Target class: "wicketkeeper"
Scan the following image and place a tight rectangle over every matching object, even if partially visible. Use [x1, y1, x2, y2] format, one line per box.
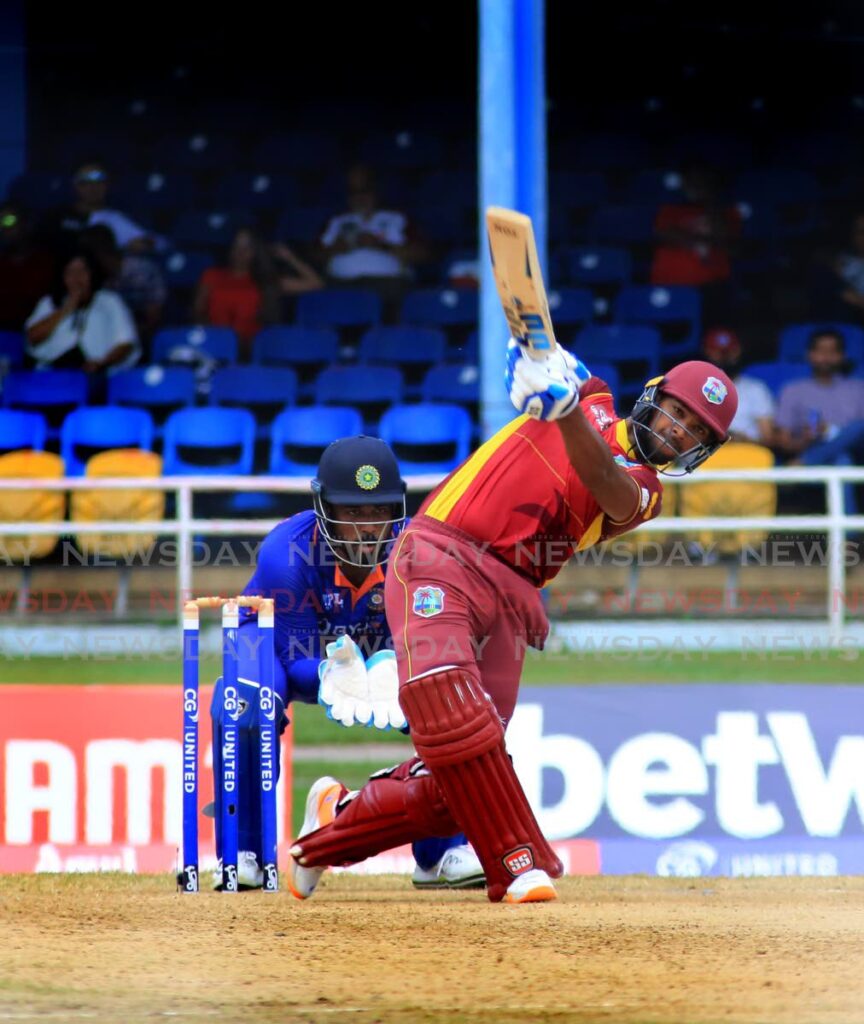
[289, 342, 738, 903]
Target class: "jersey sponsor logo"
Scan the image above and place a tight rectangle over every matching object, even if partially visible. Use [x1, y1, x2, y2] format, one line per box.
[412, 585, 445, 618]
[613, 453, 641, 469]
[702, 376, 728, 404]
[589, 404, 614, 430]
[322, 591, 344, 612]
[503, 846, 534, 876]
[355, 464, 381, 490]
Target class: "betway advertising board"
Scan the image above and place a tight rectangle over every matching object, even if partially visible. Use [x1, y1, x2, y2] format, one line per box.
[507, 685, 864, 877]
[1, 684, 862, 877]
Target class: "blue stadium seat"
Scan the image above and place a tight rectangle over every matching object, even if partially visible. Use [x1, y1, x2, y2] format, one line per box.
[209, 366, 298, 436]
[549, 171, 609, 208]
[358, 327, 447, 394]
[733, 169, 823, 205]
[613, 285, 701, 358]
[742, 362, 811, 398]
[582, 362, 621, 400]
[575, 325, 663, 403]
[250, 132, 342, 172]
[421, 364, 480, 407]
[212, 172, 299, 210]
[401, 289, 478, 328]
[171, 211, 246, 249]
[359, 131, 444, 169]
[60, 406, 155, 476]
[7, 172, 69, 211]
[159, 249, 215, 290]
[252, 326, 339, 368]
[112, 172, 196, 213]
[563, 247, 632, 286]
[162, 408, 256, 475]
[3, 370, 89, 438]
[586, 205, 657, 244]
[414, 170, 476, 211]
[378, 403, 473, 474]
[0, 409, 47, 452]
[269, 406, 364, 475]
[108, 366, 198, 421]
[624, 168, 685, 204]
[276, 207, 332, 244]
[152, 326, 239, 364]
[0, 331, 25, 372]
[314, 366, 403, 431]
[149, 132, 237, 172]
[778, 323, 864, 365]
[547, 288, 595, 329]
[296, 289, 382, 329]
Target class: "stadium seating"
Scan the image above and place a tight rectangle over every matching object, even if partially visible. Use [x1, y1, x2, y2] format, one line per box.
[148, 131, 237, 172]
[314, 366, 403, 431]
[108, 366, 198, 428]
[547, 288, 595, 330]
[152, 326, 239, 364]
[0, 410, 47, 453]
[209, 366, 298, 436]
[742, 362, 811, 398]
[0, 331, 25, 372]
[2, 370, 89, 437]
[249, 131, 342, 172]
[211, 172, 299, 210]
[295, 289, 382, 330]
[112, 171, 196, 213]
[378, 403, 473, 474]
[613, 285, 701, 358]
[585, 205, 657, 245]
[575, 325, 662, 401]
[401, 288, 478, 328]
[269, 406, 364, 476]
[170, 210, 245, 249]
[162, 408, 256, 475]
[421, 364, 480, 407]
[60, 406, 155, 476]
[582, 362, 622, 401]
[358, 326, 447, 394]
[562, 247, 632, 288]
[160, 250, 215, 290]
[0, 450, 66, 561]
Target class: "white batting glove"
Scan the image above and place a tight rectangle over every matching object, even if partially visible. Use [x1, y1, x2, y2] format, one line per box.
[365, 650, 407, 731]
[505, 338, 590, 421]
[317, 635, 372, 728]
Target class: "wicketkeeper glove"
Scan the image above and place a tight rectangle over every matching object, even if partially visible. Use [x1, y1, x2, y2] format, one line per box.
[505, 337, 590, 421]
[317, 635, 373, 728]
[365, 650, 407, 731]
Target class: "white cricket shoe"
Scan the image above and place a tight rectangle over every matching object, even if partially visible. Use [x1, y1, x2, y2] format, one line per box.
[288, 776, 343, 900]
[411, 843, 486, 890]
[503, 868, 557, 904]
[211, 850, 263, 891]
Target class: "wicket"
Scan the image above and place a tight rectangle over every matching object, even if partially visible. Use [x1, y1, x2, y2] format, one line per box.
[179, 595, 278, 894]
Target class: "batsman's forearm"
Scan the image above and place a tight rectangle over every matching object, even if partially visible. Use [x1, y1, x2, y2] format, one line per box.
[556, 408, 638, 521]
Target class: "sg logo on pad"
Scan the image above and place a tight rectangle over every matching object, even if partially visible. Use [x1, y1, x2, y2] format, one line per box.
[412, 586, 445, 618]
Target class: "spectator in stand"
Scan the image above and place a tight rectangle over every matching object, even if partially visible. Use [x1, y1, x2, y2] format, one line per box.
[650, 163, 742, 324]
[81, 224, 166, 349]
[775, 328, 864, 472]
[193, 227, 320, 359]
[0, 203, 53, 331]
[317, 163, 426, 319]
[810, 211, 864, 322]
[25, 248, 140, 375]
[40, 161, 167, 259]
[701, 328, 776, 447]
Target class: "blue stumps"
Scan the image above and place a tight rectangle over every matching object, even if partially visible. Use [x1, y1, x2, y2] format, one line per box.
[257, 598, 279, 892]
[180, 601, 200, 892]
[220, 599, 240, 893]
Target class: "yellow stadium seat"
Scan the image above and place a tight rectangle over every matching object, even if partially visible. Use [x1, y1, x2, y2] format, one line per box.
[0, 450, 66, 562]
[678, 442, 776, 555]
[71, 449, 164, 560]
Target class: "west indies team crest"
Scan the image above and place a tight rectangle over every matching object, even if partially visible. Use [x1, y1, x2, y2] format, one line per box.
[412, 585, 445, 618]
[702, 376, 728, 405]
[355, 464, 381, 490]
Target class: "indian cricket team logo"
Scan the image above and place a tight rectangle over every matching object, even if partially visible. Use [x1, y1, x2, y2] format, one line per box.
[702, 376, 728, 405]
[355, 464, 380, 490]
[412, 586, 445, 618]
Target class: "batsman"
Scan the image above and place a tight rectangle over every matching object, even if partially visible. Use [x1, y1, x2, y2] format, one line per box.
[290, 343, 738, 903]
[210, 435, 483, 890]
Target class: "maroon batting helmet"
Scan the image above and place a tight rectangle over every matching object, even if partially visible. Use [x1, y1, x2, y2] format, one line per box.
[630, 361, 738, 474]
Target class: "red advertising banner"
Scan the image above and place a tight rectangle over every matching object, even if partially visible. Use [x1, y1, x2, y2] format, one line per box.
[0, 685, 293, 875]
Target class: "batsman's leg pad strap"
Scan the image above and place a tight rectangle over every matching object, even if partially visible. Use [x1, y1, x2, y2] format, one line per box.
[400, 666, 563, 902]
[292, 758, 459, 868]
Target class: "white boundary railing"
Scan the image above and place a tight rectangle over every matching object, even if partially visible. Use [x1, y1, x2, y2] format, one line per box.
[0, 467, 863, 642]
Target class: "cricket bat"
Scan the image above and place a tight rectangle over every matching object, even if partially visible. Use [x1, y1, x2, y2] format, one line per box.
[485, 206, 557, 361]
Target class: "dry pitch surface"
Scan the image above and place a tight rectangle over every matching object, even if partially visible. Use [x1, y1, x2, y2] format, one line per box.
[1, 875, 862, 1024]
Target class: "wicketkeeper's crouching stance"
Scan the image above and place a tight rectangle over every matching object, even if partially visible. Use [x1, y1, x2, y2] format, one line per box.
[290, 340, 738, 903]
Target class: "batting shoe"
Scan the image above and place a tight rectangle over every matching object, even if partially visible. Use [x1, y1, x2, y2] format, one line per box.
[288, 776, 344, 900]
[503, 868, 558, 904]
[211, 850, 263, 891]
[411, 844, 486, 890]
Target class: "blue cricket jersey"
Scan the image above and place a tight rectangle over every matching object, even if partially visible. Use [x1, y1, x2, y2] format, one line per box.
[241, 509, 400, 706]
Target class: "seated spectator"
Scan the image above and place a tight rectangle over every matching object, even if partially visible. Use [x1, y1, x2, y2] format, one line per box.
[25, 249, 140, 374]
[702, 328, 776, 446]
[317, 163, 426, 318]
[650, 163, 742, 325]
[40, 161, 167, 259]
[775, 328, 864, 468]
[81, 224, 166, 348]
[0, 203, 53, 331]
[193, 227, 316, 359]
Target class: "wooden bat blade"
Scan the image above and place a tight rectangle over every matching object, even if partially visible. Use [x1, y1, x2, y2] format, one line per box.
[486, 206, 557, 358]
